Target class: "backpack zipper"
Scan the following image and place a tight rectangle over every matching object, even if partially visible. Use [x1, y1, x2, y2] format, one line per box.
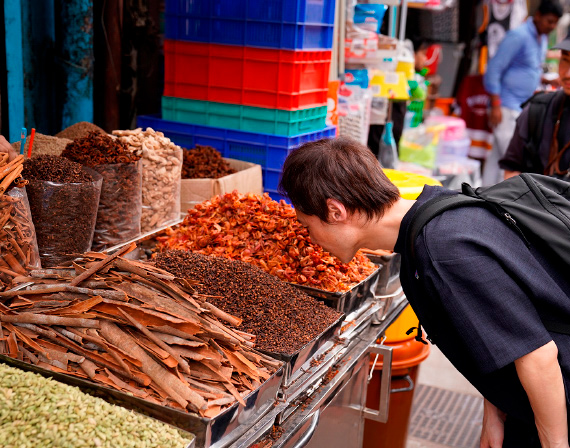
[503, 213, 531, 247]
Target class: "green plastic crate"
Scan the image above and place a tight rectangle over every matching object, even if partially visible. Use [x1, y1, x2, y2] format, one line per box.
[162, 96, 327, 137]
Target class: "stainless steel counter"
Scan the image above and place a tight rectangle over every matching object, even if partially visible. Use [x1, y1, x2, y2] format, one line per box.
[225, 295, 409, 448]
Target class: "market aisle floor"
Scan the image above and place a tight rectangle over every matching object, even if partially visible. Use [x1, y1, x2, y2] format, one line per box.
[406, 345, 483, 448]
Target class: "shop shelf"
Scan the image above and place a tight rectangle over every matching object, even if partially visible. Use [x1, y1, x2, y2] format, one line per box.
[163, 40, 331, 110]
[162, 97, 327, 137]
[137, 114, 336, 169]
[165, 0, 335, 50]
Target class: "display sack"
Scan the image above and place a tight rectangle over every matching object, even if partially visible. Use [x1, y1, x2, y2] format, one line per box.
[91, 160, 142, 251]
[26, 167, 103, 267]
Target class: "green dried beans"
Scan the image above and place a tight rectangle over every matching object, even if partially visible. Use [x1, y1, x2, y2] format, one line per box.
[0, 363, 194, 448]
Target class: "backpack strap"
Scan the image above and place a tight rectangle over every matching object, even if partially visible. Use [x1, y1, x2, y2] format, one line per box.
[406, 194, 483, 262]
[522, 91, 560, 174]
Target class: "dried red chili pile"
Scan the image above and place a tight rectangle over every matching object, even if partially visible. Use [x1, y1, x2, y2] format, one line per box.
[182, 145, 236, 179]
[62, 132, 141, 167]
[157, 191, 377, 292]
[23, 155, 94, 183]
[154, 250, 342, 354]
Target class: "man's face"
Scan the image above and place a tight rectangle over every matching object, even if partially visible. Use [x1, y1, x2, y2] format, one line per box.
[295, 210, 358, 264]
[559, 51, 570, 95]
[534, 13, 559, 36]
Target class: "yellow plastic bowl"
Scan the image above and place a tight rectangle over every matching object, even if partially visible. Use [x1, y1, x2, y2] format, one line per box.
[382, 169, 441, 342]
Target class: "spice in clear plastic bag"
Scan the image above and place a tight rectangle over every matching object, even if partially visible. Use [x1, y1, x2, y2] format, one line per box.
[112, 128, 182, 233]
[62, 132, 143, 251]
[23, 156, 103, 267]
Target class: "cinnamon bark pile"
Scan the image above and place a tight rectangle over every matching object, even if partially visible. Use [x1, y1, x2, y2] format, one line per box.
[0, 244, 279, 418]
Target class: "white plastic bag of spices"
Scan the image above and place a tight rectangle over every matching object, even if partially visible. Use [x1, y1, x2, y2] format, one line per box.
[113, 128, 183, 233]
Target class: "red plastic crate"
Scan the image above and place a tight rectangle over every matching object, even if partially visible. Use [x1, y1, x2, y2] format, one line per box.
[164, 40, 331, 110]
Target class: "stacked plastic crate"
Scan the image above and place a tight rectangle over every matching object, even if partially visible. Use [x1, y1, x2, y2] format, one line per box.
[137, 0, 337, 202]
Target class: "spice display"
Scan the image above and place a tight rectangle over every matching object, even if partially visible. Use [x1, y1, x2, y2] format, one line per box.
[113, 128, 183, 233]
[157, 192, 377, 292]
[2, 245, 279, 418]
[11, 133, 72, 157]
[155, 251, 342, 354]
[23, 155, 103, 267]
[182, 145, 236, 179]
[0, 154, 40, 288]
[0, 363, 195, 448]
[62, 132, 142, 251]
[56, 121, 107, 140]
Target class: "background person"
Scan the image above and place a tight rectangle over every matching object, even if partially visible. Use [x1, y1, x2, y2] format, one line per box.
[500, 36, 570, 179]
[482, 0, 562, 185]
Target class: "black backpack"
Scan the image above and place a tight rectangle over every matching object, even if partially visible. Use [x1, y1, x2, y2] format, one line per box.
[406, 173, 570, 335]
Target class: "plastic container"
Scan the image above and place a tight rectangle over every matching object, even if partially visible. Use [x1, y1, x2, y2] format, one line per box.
[363, 338, 430, 448]
[425, 115, 466, 141]
[165, 0, 335, 50]
[164, 40, 331, 110]
[383, 169, 441, 200]
[137, 114, 336, 170]
[438, 137, 471, 158]
[263, 169, 282, 191]
[162, 97, 327, 137]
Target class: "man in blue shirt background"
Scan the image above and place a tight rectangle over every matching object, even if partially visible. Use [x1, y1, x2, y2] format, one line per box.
[482, 0, 562, 186]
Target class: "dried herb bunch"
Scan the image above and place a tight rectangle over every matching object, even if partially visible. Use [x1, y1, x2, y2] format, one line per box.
[154, 250, 342, 354]
[23, 155, 94, 183]
[181, 145, 236, 179]
[62, 132, 141, 167]
[158, 192, 377, 292]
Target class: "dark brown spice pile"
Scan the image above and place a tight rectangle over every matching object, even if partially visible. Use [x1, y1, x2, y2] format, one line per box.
[23, 155, 94, 183]
[23, 156, 102, 267]
[56, 121, 106, 140]
[62, 132, 140, 167]
[154, 250, 342, 355]
[182, 145, 236, 179]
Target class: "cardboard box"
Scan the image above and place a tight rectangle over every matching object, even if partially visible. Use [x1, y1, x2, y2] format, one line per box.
[180, 158, 262, 212]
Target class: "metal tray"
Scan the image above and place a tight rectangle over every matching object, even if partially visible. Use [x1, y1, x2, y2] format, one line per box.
[365, 252, 401, 296]
[290, 265, 382, 314]
[0, 354, 283, 448]
[259, 313, 345, 389]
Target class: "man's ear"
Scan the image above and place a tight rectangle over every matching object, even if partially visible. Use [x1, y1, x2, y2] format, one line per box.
[326, 199, 349, 223]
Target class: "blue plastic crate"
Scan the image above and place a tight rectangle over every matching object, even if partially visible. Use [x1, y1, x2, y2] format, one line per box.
[263, 168, 282, 191]
[165, 0, 335, 50]
[137, 115, 336, 169]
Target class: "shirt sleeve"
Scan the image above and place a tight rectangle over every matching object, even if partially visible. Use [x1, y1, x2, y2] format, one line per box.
[417, 207, 553, 375]
[499, 106, 530, 172]
[483, 32, 525, 96]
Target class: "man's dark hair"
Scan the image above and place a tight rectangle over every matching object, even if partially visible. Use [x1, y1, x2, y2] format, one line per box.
[538, 0, 563, 17]
[278, 137, 401, 222]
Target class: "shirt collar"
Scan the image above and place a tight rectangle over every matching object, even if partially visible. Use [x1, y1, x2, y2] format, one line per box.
[526, 17, 540, 38]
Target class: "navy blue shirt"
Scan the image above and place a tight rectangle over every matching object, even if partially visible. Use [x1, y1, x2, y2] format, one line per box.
[394, 185, 570, 446]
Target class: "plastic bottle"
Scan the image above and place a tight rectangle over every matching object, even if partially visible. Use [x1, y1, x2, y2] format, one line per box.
[378, 122, 399, 169]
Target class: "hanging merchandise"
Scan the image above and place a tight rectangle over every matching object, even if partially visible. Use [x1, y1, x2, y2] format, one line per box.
[396, 40, 416, 81]
[478, 0, 527, 72]
[378, 121, 399, 170]
[406, 76, 428, 129]
[354, 4, 388, 34]
[338, 82, 373, 145]
[370, 71, 410, 101]
[399, 124, 444, 170]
